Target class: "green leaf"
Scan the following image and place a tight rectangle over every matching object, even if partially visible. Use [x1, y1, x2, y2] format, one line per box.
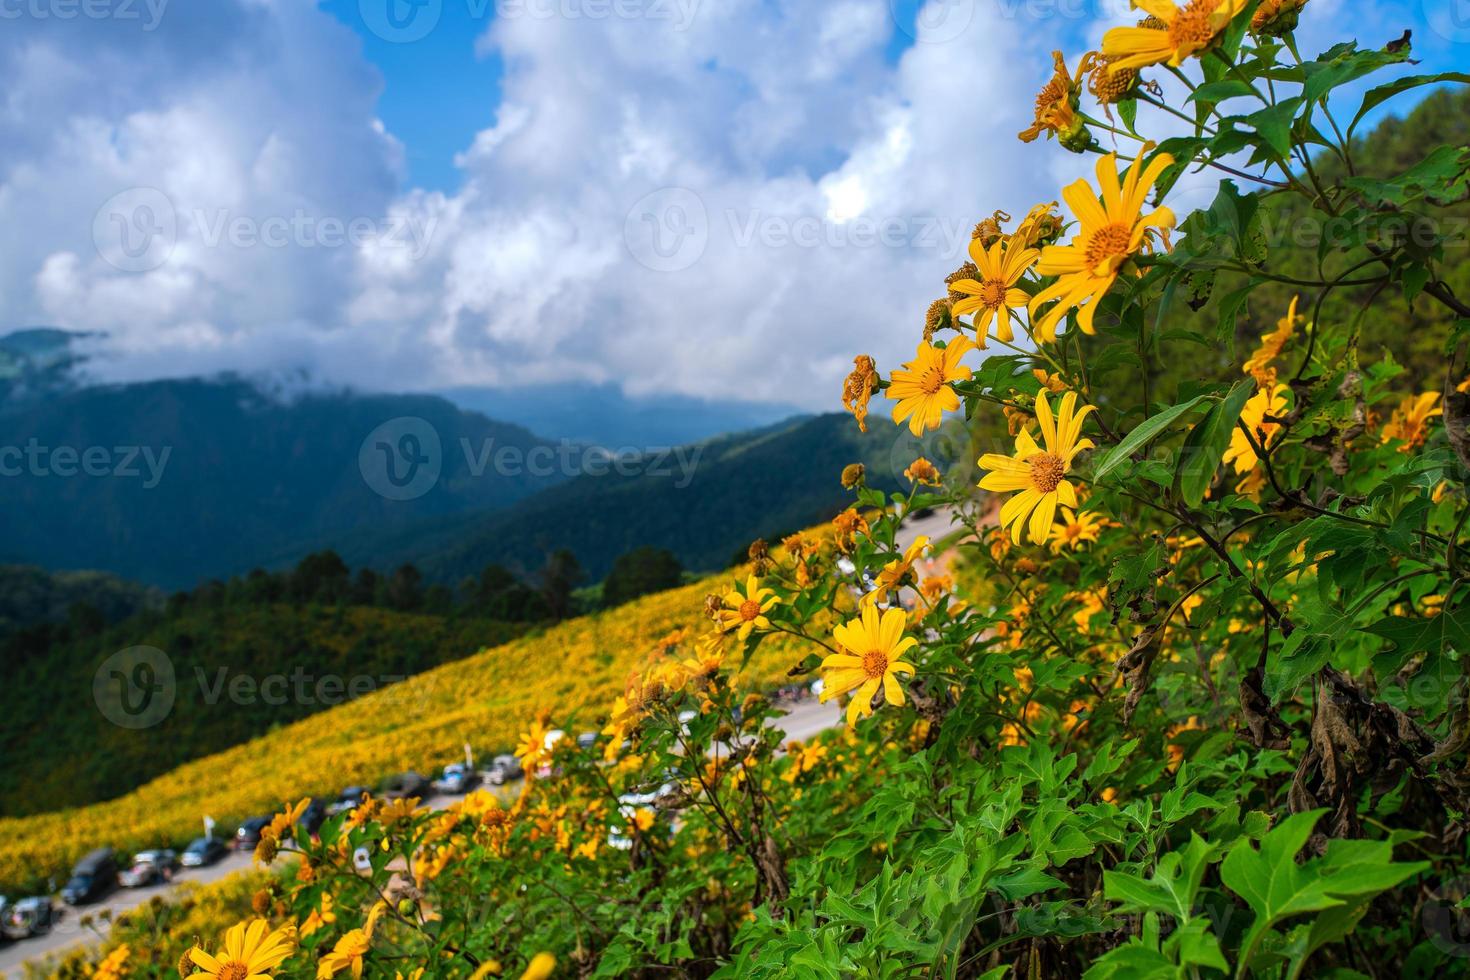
[1350, 72, 1470, 138]
[1093, 396, 1211, 482]
[1247, 98, 1303, 157]
[1176, 381, 1255, 506]
[1221, 811, 1428, 976]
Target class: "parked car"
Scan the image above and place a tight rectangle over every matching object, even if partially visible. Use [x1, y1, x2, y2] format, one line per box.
[381, 771, 430, 801]
[235, 817, 272, 851]
[576, 731, 598, 751]
[433, 763, 480, 795]
[486, 753, 523, 786]
[61, 848, 118, 905]
[180, 837, 228, 868]
[298, 798, 329, 837]
[118, 850, 179, 888]
[3, 897, 54, 940]
[328, 786, 371, 817]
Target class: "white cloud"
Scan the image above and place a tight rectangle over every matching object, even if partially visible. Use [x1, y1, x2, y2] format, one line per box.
[0, 0, 1441, 409]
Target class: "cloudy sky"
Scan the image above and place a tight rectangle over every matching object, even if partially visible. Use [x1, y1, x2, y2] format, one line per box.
[0, 0, 1460, 410]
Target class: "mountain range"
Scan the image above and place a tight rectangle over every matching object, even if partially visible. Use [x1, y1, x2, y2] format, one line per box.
[0, 330, 900, 590]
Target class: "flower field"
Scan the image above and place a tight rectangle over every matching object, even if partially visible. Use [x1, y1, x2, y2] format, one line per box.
[0, 573, 805, 894]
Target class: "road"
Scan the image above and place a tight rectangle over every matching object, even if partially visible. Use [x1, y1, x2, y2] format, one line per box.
[0, 699, 841, 978]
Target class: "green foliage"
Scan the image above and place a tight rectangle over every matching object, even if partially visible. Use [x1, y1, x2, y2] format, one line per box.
[602, 546, 685, 608]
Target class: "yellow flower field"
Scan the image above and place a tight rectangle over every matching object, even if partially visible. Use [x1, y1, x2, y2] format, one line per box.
[0, 572, 801, 892]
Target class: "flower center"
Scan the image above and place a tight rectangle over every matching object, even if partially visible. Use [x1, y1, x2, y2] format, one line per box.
[1084, 222, 1134, 273]
[918, 364, 947, 395]
[1169, 0, 1220, 50]
[738, 599, 762, 621]
[220, 963, 250, 980]
[1028, 452, 1066, 494]
[861, 649, 889, 679]
[979, 278, 1008, 310]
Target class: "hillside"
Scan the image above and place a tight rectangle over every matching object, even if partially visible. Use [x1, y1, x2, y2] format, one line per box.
[0, 601, 532, 816]
[0, 565, 161, 635]
[0, 567, 803, 893]
[337, 412, 913, 582]
[0, 371, 570, 588]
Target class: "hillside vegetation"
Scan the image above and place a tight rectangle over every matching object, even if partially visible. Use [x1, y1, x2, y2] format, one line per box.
[0, 566, 800, 893]
[337, 412, 908, 582]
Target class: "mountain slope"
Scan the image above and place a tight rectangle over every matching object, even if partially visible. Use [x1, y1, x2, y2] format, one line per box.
[334, 412, 916, 583]
[0, 568, 801, 893]
[0, 374, 570, 588]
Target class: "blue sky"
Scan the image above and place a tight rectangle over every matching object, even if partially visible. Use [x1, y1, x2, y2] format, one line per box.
[0, 0, 1463, 407]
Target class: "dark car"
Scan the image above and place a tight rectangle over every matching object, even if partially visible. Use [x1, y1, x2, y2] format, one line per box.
[486, 754, 523, 786]
[433, 763, 480, 795]
[381, 772, 430, 801]
[298, 798, 329, 837]
[235, 817, 272, 851]
[2, 897, 54, 940]
[328, 786, 371, 817]
[61, 848, 118, 905]
[180, 837, 228, 868]
[118, 849, 179, 888]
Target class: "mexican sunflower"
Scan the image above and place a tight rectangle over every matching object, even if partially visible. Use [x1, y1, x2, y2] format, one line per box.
[1030, 152, 1175, 341]
[978, 390, 1096, 545]
[716, 575, 778, 640]
[1101, 0, 1251, 72]
[1242, 295, 1302, 385]
[1381, 392, 1443, 452]
[186, 919, 296, 980]
[888, 336, 976, 435]
[948, 236, 1039, 346]
[317, 904, 386, 979]
[1224, 383, 1289, 474]
[1050, 508, 1107, 553]
[821, 604, 917, 726]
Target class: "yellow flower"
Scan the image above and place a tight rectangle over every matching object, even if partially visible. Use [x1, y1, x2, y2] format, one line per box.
[888, 336, 976, 436]
[978, 390, 1096, 545]
[716, 575, 778, 641]
[866, 536, 931, 603]
[1381, 392, 1443, 452]
[187, 919, 296, 980]
[94, 944, 130, 980]
[1030, 152, 1175, 341]
[301, 894, 337, 938]
[515, 717, 554, 772]
[1251, 0, 1307, 35]
[266, 798, 311, 844]
[1457, 376, 1470, 394]
[521, 954, 557, 980]
[1242, 295, 1302, 385]
[948, 235, 1039, 346]
[904, 456, 943, 486]
[832, 508, 870, 552]
[1013, 201, 1063, 249]
[1224, 383, 1289, 474]
[1101, 0, 1251, 72]
[821, 605, 917, 726]
[1018, 51, 1089, 150]
[1050, 508, 1107, 553]
[316, 904, 385, 979]
[842, 355, 879, 432]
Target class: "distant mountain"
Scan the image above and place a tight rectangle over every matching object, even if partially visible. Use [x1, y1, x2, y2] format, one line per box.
[0, 327, 91, 407]
[334, 412, 919, 584]
[0, 371, 572, 588]
[439, 382, 805, 447]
